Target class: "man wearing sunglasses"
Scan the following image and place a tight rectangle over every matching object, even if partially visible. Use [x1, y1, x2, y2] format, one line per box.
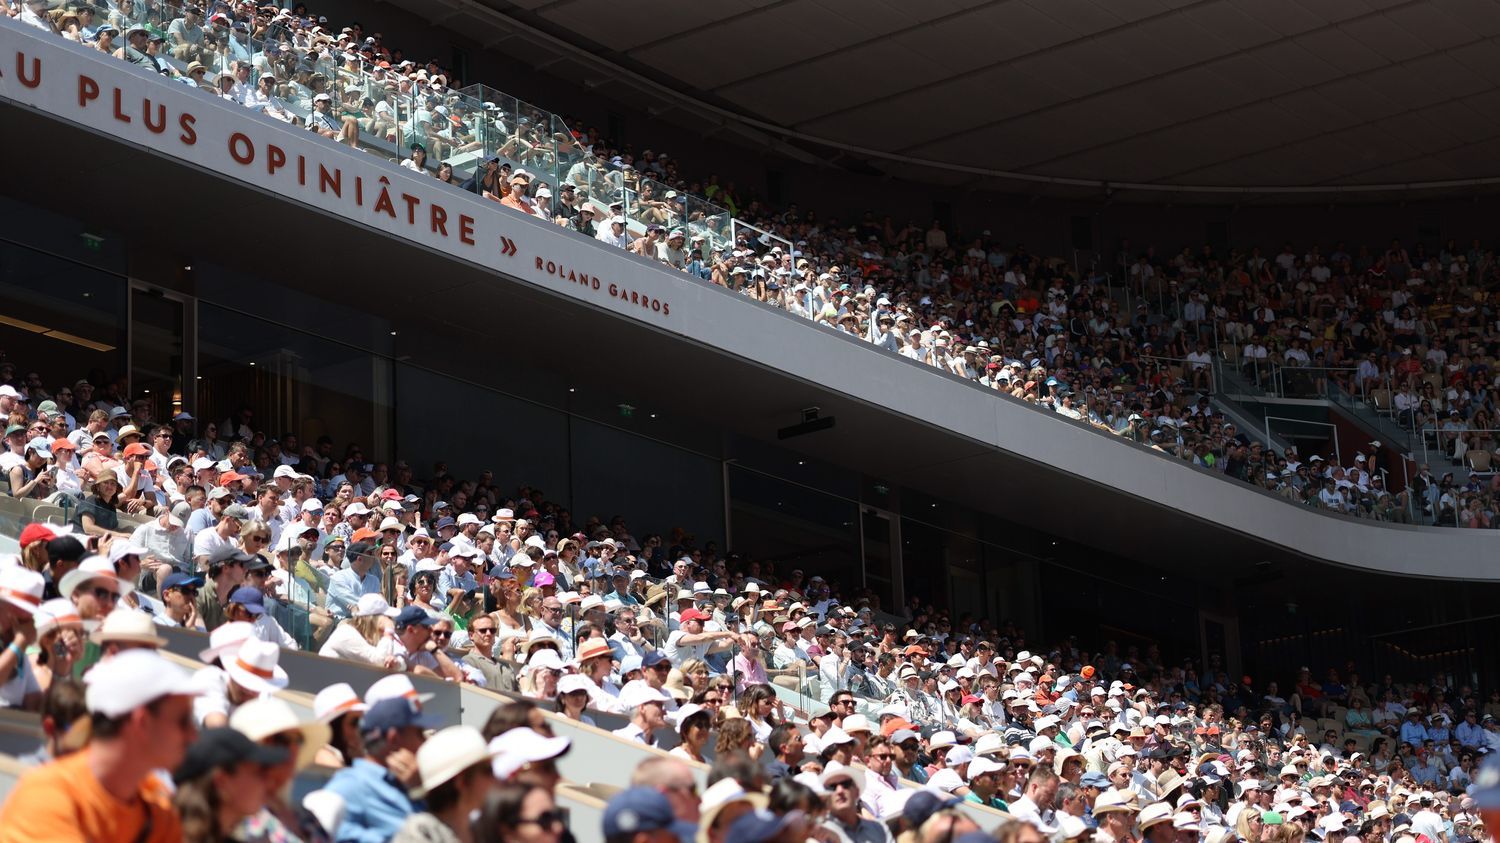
[819, 763, 889, 843]
[157, 572, 205, 630]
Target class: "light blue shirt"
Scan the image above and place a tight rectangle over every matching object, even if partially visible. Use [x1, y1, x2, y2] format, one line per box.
[435, 566, 477, 611]
[1400, 720, 1429, 748]
[327, 567, 381, 618]
[326, 758, 421, 843]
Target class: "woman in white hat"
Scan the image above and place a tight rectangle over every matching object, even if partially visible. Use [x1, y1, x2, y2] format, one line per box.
[0, 566, 45, 710]
[393, 726, 497, 843]
[230, 697, 335, 842]
[318, 593, 403, 670]
[312, 682, 368, 768]
[521, 649, 564, 701]
[555, 674, 597, 727]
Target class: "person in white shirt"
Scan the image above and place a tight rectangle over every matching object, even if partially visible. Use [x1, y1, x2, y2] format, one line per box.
[613, 680, 671, 745]
[129, 510, 191, 572]
[663, 609, 734, 667]
[596, 216, 631, 248]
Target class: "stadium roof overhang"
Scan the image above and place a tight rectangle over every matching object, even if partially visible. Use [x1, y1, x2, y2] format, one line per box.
[393, 0, 1500, 202]
[5, 98, 1490, 590]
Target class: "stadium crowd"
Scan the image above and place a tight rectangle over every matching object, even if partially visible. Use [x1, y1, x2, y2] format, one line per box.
[1, 373, 1500, 842]
[9, 0, 1500, 525]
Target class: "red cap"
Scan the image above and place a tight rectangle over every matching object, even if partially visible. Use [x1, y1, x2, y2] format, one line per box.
[1081, 665, 1095, 679]
[679, 609, 710, 623]
[123, 442, 151, 458]
[18, 523, 54, 549]
[351, 528, 379, 543]
[219, 471, 244, 484]
[380, 489, 402, 501]
[49, 438, 77, 452]
[961, 694, 982, 706]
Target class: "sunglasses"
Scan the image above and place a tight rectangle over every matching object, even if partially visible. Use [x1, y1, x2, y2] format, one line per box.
[518, 811, 566, 829]
[827, 779, 858, 792]
[471, 626, 496, 634]
[91, 586, 119, 601]
[432, 631, 452, 640]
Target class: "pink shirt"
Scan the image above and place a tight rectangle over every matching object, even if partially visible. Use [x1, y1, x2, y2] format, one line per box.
[732, 653, 768, 692]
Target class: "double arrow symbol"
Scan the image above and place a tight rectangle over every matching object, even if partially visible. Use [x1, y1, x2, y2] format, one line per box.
[499, 236, 518, 258]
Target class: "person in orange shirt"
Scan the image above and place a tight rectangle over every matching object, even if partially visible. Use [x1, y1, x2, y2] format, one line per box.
[0, 649, 202, 843]
[500, 173, 536, 216]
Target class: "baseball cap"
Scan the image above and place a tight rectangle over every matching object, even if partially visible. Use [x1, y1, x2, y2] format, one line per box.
[84, 649, 202, 717]
[159, 570, 205, 591]
[361, 697, 444, 734]
[174, 727, 288, 781]
[603, 787, 697, 840]
[228, 586, 266, 615]
[395, 605, 439, 628]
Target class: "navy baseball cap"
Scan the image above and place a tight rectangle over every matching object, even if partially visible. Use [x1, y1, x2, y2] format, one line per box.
[904, 791, 961, 827]
[1080, 771, 1111, 788]
[726, 809, 799, 843]
[360, 698, 442, 734]
[160, 572, 205, 593]
[434, 516, 456, 530]
[174, 728, 288, 781]
[642, 651, 670, 668]
[603, 787, 696, 842]
[489, 566, 516, 580]
[394, 605, 438, 628]
[228, 585, 266, 615]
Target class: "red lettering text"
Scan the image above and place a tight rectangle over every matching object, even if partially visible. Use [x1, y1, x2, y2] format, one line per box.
[77, 74, 99, 107]
[459, 215, 475, 246]
[178, 113, 197, 145]
[228, 132, 254, 165]
[111, 87, 130, 123]
[267, 144, 286, 176]
[430, 204, 448, 236]
[17, 54, 40, 88]
[318, 164, 340, 197]
[142, 99, 166, 133]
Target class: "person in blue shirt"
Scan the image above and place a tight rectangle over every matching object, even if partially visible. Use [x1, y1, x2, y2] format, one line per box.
[1409, 747, 1444, 788]
[436, 547, 480, 610]
[326, 540, 381, 619]
[1401, 709, 1430, 749]
[1456, 710, 1487, 748]
[325, 697, 440, 843]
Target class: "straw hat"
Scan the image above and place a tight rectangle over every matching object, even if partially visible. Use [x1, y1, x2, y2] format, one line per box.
[230, 696, 331, 771]
[58, 556, 134, 600]
[574, 638, 613, 665]
[411, 726, 495, 798]
[224, 637, 289, 695]
[0, 567, 45, 615]
[661, 669, 691, 703]
[89, 609, 167, 647]
[313, 682, 367, 723]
